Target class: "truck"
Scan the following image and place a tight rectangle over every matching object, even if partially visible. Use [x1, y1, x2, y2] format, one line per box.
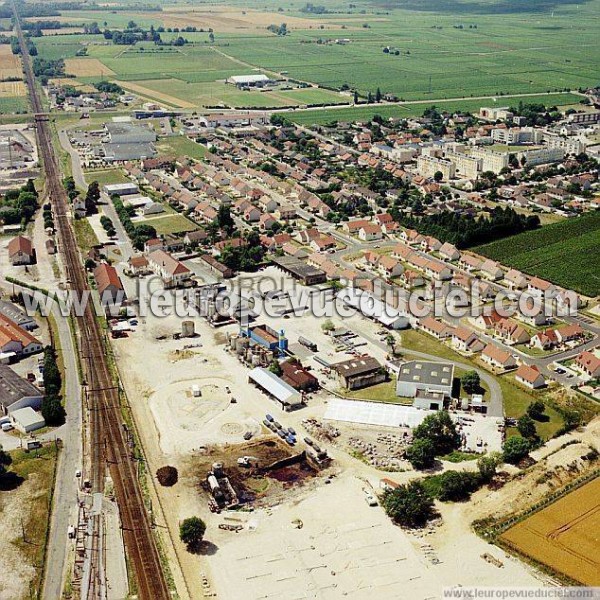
[298, 336, 318, 352]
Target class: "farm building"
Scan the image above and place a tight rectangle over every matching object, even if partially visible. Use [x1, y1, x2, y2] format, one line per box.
[0, 364, 44, 415]
[395, 360, 454, 400]
[248, 367, 303, 411]
[0, 314, 43, 356]
[227, 74, 271, 88]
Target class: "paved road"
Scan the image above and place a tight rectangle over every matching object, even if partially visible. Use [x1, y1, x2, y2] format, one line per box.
[0, 279, 82, 600]
[58, 129, 134, 261]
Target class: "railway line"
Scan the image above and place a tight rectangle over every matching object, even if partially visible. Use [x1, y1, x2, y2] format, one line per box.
[12, 4, 170, 599]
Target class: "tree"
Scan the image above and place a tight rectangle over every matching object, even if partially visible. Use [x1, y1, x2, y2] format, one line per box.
[353, 90, 359, 104]
[517, 414, 537, 439]
[412, 411, 460, 456]
[208, 31, 214, 43]
[0, 444, 11, 478]
[41, 394, 66, 426]
[461, 370, 480, 394]
[216, 205, 235, 235]
[268, 360, 282, 376]
[526, 400, 545, 421]
[477, 452, 502, 482]
[503, 436, 530, 465]
[433, 171, 444, 183]
[437, 470, 481, 501]
[321, 319, 334, 333]
[381, 480, 435, 527]
[375, 87, 382, 103]
[180, 516, 206, 550]
[384, 333, 396, 354]
[405, 438, 436, 470]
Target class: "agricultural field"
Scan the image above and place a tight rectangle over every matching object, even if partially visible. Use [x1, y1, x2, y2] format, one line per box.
[285, 92, 582, 125]
[476, 212, 600, 297]
[501, 477, 600, 585]
[24, 0, 599, 110]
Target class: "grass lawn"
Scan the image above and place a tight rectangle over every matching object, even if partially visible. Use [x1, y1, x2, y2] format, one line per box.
[141, 214, 198, 235]
[84, 168, 130, 187]
[400, 329, 565, 440]
[341, 377, 411, 404]
[5, 445, 59, 597]
[156, 136, 208, 161]
[73, 217, 100, 254]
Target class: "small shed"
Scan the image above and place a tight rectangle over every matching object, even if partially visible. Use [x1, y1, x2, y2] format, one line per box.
[10, 407, 45, 433]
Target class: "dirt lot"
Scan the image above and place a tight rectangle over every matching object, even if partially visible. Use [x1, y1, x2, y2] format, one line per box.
[181, 437, 322, 508]
[500, 476, 600, 585]
[64, 58, 115, 77]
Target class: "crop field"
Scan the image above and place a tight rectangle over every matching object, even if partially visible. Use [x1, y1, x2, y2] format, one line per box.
[285, 92, 582, 124]
[476, 212, 600, 297]
[0, 81, 26, 97]
[0, 45, 22, 80]
[64, 58, 116, 77]
[27, 0, 599, 110]
[501, 477, 600, 585]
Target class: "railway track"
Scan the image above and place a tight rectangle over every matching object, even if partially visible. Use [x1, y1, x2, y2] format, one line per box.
[12, 5, 170, 599]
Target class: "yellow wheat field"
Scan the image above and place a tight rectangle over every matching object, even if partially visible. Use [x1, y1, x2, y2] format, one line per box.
[0, 81, 26, 97]
[64, 58, 116, 77]
[113, 80, 196, 109]
[0, 46, 23, 81]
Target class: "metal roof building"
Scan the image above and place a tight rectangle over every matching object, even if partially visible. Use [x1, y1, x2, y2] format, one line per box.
[10, 406, 45, 433]
[227, 74, 271, 88]
[0, 364, 44, 415]
[396, 360, 454, 399]
[325, 398, 432, 428]
[248, 367, 303, 411]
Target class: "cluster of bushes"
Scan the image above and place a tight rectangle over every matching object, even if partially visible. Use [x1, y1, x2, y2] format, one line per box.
[94, 81, 123, 95]
[42, 346, 66, 426]
[100, 215, 115, 237]
[405, 411, 461, 470]
[43, 203, 54, 231]
[112, 196, 156, 250]
[32, 57, 64, 84]
[0, 179, 38, 227]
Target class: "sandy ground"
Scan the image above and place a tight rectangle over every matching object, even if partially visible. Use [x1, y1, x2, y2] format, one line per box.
[108, 268, 564, 599]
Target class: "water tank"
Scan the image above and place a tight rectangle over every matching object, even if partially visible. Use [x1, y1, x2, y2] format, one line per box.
[251, 353, 261, 366]
[182, 320, 195, 337]
[235, 338, 246, 354]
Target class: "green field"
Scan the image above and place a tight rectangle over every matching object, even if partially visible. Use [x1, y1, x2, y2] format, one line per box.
[141, 214, 198, 235]
[284, 92, 583, 124]
[476, 212, 600, 297]
[156, 136, 208, 160]
[0, 96, 29, 114]
[25, 0, 600, 110]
